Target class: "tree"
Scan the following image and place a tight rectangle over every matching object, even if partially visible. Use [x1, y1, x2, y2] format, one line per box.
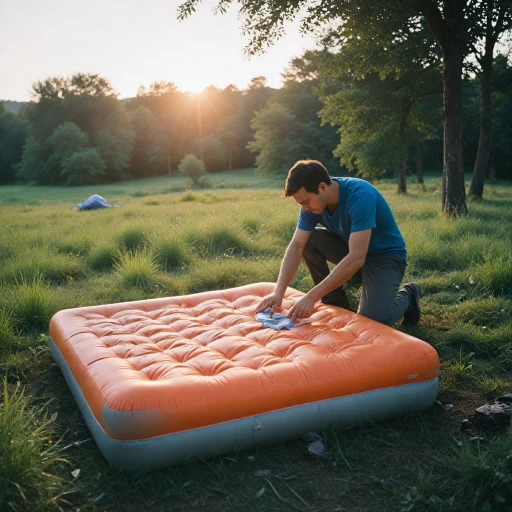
[94, 127, 134, 181]
[178, 153, 207, 184]
[193, 135, 226, 171]
[135, 82, 184, 174]
[217, 115, 243, 171]
[249, 103, 301, 175]
[60, 148, 106, 185]
[468, 1, 512, 199]
[127, 106, 167, 177]
[249, 56, 340, 177]
[488, 54, 512, 180]
[32, 73, 117, 100]
[178, 0, 498, 215]
[317, 31, 442, 192]
[17, 73, 132, 185]
[0, 103, 26, 184]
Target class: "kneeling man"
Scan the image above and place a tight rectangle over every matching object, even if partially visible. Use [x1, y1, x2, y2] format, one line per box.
[256, 159, 420, 326]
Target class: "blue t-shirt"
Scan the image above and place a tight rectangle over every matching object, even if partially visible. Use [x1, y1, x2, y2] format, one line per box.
[297, 177, 406, 261]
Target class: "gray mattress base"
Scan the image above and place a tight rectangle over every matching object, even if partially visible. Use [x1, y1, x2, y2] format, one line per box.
[50, 338, 438, 471]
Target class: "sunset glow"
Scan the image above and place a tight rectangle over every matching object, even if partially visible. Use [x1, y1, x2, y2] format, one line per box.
[0, 0, 316, 101]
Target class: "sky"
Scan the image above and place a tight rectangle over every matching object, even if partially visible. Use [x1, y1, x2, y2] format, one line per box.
[0, 0, 317, 102]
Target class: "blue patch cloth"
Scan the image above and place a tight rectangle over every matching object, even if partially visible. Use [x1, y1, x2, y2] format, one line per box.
[77, 194, 110, 211]
[256, 309, 311, 330]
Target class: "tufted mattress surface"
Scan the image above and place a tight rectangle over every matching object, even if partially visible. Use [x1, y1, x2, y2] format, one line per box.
[50, 283, 439, 444]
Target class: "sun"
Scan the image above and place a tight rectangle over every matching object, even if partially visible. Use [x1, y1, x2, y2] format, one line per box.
[181, 79, 206, 94]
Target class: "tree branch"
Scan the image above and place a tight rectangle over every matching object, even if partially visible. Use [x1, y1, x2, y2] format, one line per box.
[412, 0, 449, 48]
[491, 3, 509, 46]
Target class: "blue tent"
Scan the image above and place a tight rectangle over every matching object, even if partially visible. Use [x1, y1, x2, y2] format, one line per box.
[77, 194, 110, 211]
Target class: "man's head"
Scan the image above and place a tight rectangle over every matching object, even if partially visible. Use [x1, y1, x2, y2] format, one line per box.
[283, 159, 332, 214]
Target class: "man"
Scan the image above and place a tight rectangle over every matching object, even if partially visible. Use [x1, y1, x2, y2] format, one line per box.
[256, 159, 421, 326]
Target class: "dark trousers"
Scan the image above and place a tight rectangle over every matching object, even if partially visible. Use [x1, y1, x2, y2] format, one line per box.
[302, 228, 411, 326]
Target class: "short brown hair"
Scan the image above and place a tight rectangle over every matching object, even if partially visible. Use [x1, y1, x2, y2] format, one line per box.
[283, 159, 332, 197]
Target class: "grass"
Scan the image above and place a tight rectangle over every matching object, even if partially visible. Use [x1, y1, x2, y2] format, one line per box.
[114, 249, 160, 288]
[6, 275, 55, 332]
[0, 169, 511, 511]
[0, 379, 73, 510]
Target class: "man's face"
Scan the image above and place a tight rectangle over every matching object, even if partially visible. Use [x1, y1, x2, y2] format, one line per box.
[291, 184, 328, 214]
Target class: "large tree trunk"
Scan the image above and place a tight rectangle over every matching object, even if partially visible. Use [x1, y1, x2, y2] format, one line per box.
[442, 41, 468, 216]
[415, 141, 424, 185]
[469, 24, 495, 200]
[469, 62, 492, 199]
[417, 0, 468, 215]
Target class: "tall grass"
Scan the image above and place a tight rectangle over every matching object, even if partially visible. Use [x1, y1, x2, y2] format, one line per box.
[474, 256, 512, 295]
[0, 246, 86, 284]
[0, 309, 19, 353]
[152, 237, 191, 271]
[87, 244, 120, 271]
[8, 275, 55, 332]
[1, 174, 511, 511]
[114, 249, 160, 288]
[186, 225, 251, 257]
[0, 379, 73, 510]
[115, 226, 149, 252]
[401, 430, 512, 512]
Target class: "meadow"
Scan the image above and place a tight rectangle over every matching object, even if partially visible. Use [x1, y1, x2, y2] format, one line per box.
[1, 169, 511, 511]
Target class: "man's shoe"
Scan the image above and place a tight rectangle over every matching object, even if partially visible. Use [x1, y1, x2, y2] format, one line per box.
[402, 282, 421, 327]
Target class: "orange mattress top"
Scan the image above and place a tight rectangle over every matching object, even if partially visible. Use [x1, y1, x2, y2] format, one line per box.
[50, 283, 439, 440]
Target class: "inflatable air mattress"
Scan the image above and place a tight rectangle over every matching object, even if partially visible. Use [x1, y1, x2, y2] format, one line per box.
[49, 283, 439, 470]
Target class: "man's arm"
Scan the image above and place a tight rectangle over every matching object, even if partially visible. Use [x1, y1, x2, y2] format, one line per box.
[288, 229, 371, 320]
[255, 228, 312, 314]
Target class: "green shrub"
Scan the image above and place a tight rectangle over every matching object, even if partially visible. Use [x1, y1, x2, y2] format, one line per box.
[115, 226, 149, 252]
[0, 379, 72, 510]
[178, 154, 207, 185]
[61, 147, 106, 186]
[115, 249, 160, 288]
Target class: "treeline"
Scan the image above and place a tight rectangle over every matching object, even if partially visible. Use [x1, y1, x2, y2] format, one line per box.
[1, 51, 511, 190]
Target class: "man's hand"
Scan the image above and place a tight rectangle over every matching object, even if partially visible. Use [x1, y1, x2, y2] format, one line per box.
[255, 293, 284, 316]
[288, 293, 317, 322]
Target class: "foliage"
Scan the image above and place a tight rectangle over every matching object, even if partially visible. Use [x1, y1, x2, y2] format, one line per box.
[193, 135, 226, 172]
[94, 127, 134, 180]
[316, 29, 442, 183]
[178, 153, 208, 184]
[249, 57, 341, 177]
[0, 103, 26, 185]
[60, 147, 106, 185]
